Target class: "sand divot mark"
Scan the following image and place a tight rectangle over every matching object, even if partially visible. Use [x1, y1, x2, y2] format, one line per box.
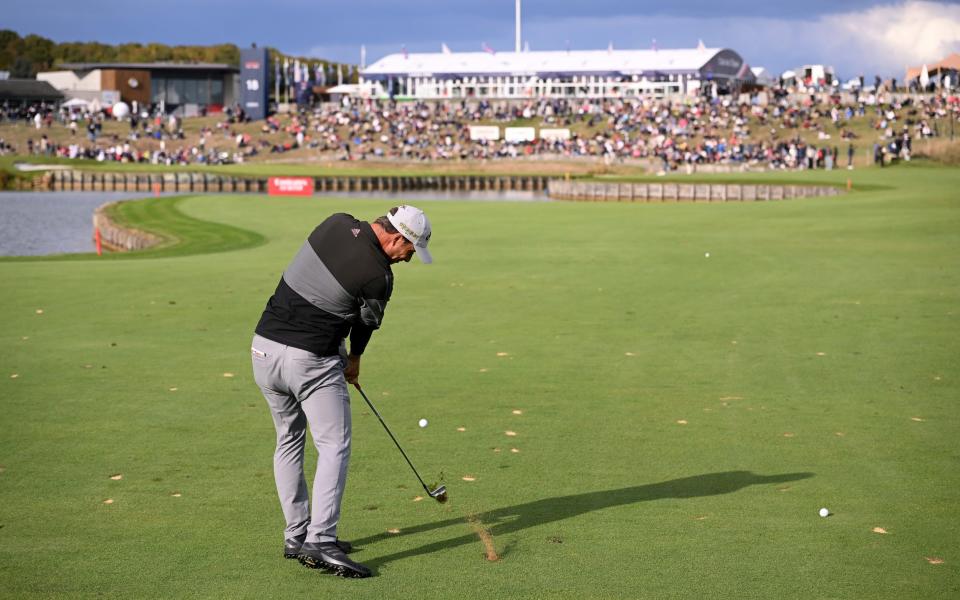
[925, 557, 944, 565]
[492, 448, 502, 453]
[719, 396, 743, 401]
[109, 474, 123, 480]
[479, 368, 488, 373]
[496, 352, 509, 357]
[456, 427, 466, 432]
[21, 336, 29, 340]
[510, 448, 520, 453]
[512, 409, 523, 415]
[693, 515, 709, 521]
[413, 496, 424, 502]
[462, 476, 476, 482]
[102, 499, 114, 505]
[467, 515, 499, 561]
[171, 492, 182, 497]
[35, 309, 44, 315]
[783, 432, 795, 438]
[835, 432, 846, 437]
[872, 527, 889, 534]
[816, 352, 826, 356]
[504, 431, 517, 437]
[676, 420, 688, 425]
[910, 417, 925, 422]
[624, 352, 636, 356]
[223, 372, 234, 378]
[10, 374, 18, 379]
[387, 528, 400, 534]
[169, 387, 178, 392]
[777, 486, 792, 492]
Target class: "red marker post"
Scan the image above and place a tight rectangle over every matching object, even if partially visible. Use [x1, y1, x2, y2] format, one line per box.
[94, 227, 102, 256]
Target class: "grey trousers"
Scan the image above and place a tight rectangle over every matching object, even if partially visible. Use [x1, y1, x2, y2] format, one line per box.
[251, 334, 351, 544]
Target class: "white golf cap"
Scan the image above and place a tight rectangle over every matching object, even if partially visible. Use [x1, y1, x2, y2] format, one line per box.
[387, 205, 433, 264]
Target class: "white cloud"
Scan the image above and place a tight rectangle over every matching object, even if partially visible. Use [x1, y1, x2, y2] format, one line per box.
[520, 1, 960, 79]
[822, 1, 960, 71]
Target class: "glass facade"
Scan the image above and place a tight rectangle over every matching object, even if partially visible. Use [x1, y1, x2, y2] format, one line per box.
[150, 73, 226, 106]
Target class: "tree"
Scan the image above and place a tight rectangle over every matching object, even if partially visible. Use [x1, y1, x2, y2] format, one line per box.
[21, 34, 55, 73]
[11, 56, 33, 78]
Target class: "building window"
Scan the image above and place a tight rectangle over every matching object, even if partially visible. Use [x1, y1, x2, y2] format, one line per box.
[152, 77, 166, 103]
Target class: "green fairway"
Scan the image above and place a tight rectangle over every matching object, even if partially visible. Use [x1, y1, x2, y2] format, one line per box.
[1, 166, 958, 598]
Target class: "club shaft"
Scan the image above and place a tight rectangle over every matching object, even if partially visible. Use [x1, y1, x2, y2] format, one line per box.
[354, 384, 431, 494]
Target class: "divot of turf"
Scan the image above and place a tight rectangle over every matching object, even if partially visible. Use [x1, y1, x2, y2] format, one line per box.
[466, 514, 499, 561]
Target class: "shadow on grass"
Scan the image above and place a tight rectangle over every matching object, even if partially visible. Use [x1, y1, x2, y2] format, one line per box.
[355, 470, 813, 573]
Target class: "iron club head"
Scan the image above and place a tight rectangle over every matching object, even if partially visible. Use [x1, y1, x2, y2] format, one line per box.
[428, 484, 448, 504]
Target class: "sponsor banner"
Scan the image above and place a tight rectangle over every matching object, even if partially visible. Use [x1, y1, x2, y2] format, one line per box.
[505, 127, 536, 143]
[268, 177, 315, 196]
[540, 128, 571, 141]
[468, 125, 500, 141]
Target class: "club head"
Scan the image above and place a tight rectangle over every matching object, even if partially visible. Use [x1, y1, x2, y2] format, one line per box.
[428, 485, 448, 504]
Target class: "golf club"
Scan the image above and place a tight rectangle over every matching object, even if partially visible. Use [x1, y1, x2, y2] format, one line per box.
[352, 383, 448, 503]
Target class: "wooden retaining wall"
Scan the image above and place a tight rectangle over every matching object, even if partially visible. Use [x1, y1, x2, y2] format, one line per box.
[92, 201, 162, 252]
[546, 180, 844, 202]
[37, 171, 551, 194]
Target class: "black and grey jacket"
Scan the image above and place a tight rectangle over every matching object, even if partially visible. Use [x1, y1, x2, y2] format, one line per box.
[255, 213, 393, 357]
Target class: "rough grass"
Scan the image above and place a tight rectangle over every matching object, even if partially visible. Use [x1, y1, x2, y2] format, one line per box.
[913, 138, 960, 165]
[1, 166, 958, 599]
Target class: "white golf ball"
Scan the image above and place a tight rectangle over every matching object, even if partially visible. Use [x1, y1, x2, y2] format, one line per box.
[704, 252, 711, 258]
[418, 418, 428, 428]
[819, 507, 830, 517]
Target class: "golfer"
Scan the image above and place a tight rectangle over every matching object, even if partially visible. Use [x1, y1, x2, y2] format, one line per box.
[251, 205, 432, 578]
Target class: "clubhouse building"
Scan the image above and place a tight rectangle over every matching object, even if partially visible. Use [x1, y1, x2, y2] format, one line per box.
[37, 62, 239, 114]
[360, 46, 754, 100]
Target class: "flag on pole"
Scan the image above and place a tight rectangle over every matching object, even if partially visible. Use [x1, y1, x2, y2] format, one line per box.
[482, 41, 496, 55]
[441, 43, 452, 55]
[361, 44, 367, 69]
[607, 41, 614, 53]
[402, 44, 409, 59]
[697, 39, 706, 52]
[652, 38, 657, 52]
[523, 41, 530, 52]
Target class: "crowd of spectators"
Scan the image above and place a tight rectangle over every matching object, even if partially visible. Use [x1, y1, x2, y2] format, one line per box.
[1, 90, 957, 171]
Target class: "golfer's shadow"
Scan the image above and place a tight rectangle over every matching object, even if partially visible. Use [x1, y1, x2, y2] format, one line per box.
[354, 470, 812, 572]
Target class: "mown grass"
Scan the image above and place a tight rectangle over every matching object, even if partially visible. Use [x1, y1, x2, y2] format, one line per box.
[0, 195, 265, 263]
[1, 166, 958, 599]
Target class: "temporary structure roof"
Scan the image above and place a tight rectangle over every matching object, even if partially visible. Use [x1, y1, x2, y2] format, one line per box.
[363, 47, 744, 80]
[905, 53, 960, 81]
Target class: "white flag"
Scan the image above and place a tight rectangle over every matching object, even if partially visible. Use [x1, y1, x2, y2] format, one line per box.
[294, 59, 301, 83]
[920, 64, 930, 88]
[441, 43, 451, 55]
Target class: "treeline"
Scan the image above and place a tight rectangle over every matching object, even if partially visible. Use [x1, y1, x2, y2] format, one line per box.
[0, 30, 239, 77]
[0, 30, 356, 83]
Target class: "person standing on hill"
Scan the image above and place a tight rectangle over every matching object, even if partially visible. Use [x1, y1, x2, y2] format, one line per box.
[251, 205, 433, 579]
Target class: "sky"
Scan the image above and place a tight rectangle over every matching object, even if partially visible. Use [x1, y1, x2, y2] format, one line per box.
[8, 0, 960, 79]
